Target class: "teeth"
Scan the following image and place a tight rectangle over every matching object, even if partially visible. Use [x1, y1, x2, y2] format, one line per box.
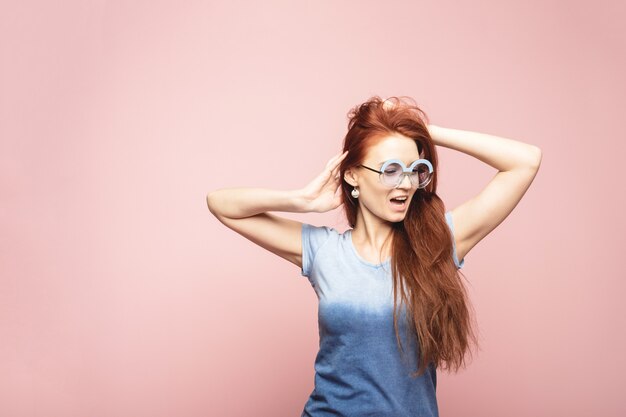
[391, 196, 408, 202]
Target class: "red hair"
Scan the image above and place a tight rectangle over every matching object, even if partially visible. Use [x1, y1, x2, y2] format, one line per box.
[338, 96, 480, 376]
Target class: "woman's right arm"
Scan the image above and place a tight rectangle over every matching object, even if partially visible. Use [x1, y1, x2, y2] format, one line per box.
[206, 151, 348, 269]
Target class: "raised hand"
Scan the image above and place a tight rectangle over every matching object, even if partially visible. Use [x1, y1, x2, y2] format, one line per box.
[298, 151, 349, 213]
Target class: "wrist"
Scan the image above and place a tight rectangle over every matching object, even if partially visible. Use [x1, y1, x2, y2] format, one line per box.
[289, 188, 310, 213]
[427, 124, 442, 146]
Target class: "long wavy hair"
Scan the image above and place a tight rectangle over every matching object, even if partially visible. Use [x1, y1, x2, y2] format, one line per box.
[338, 96, 480, 377]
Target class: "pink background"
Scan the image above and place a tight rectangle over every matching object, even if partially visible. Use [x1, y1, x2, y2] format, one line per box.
[1, 1, 625, 416]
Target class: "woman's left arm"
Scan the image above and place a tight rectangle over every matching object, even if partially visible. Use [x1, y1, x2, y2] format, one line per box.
[428, 124, 542, 263]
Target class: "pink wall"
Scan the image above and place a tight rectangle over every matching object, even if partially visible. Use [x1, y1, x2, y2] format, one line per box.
[1, 1, 625, 416]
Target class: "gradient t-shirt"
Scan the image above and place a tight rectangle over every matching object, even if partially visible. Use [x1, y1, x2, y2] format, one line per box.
[300, 210, 465, 417]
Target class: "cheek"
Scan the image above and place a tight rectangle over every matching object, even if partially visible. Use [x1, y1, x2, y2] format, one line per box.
[360, 184, 387, 202]
[359, 192, 392, 214]
[357, 180, 393, 208]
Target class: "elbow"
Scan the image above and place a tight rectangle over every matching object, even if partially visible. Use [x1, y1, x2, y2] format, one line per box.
[206, 192, 219, 217]
[206, 190, 235, 221]
[530, 146, 542, 170]
[520, 145, 542, 170]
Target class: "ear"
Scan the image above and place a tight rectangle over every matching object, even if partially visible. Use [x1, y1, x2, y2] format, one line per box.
[343, 168, 358, 187]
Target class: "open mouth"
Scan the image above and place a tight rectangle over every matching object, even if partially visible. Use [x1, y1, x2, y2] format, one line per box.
[389, 196, 409, 208]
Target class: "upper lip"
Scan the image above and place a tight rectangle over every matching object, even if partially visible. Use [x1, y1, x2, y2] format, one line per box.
[390, 195, 409, 200]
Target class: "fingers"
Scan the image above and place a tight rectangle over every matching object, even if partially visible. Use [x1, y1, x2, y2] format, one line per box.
[318, 151, 348, 188]
[330, 162, 343, 183]
[326, 150, 348, 176]
[326, 150, 348, 169]
[331, 160, 341, 176]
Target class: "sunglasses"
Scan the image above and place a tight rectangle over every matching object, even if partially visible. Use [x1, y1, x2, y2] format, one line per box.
[359, 158, 433, 189]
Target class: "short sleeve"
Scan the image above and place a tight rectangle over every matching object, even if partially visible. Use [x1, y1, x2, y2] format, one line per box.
[301, 223, 334, 277]
[444, 211, 465, 269]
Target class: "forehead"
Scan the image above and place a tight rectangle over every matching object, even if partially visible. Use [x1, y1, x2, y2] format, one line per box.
[364, 134, 421, 164]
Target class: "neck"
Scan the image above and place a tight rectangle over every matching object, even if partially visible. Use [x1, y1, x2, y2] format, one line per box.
[351, 207, 394, 260]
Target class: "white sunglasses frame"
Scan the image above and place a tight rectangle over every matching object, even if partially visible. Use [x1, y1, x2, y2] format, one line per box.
[359, 158, 434, 189]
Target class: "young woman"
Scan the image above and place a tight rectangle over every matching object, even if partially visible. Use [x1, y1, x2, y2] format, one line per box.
[206, 96, 542, 417]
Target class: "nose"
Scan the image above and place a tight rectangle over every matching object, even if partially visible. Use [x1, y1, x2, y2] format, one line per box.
[396, 173, 412, 189]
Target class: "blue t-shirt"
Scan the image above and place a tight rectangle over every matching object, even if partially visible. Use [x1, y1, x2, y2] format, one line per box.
[300, 211, 465, 417]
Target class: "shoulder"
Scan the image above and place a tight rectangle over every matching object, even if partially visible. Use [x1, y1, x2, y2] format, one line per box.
[302, 223, 341, 246]
[301, 223, 343, 277]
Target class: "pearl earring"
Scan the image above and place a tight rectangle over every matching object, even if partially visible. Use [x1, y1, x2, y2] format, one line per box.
[351, 187, 360, 198]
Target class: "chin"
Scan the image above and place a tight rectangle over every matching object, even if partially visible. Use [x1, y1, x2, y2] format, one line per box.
[387, 212, 408, 223]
